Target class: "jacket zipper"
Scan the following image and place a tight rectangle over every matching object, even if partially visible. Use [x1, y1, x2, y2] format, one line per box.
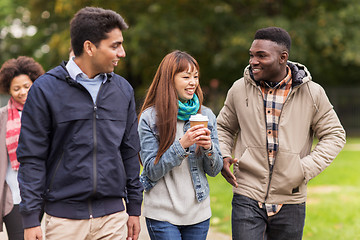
[88, 83, 104, 218]
[88, 199, 93, 218]
[65, 77, 106, 218]
[92, 104, 98, 196]
[263, 86, 300, 202]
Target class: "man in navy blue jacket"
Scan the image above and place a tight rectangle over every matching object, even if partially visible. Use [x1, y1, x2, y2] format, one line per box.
[17, 7, 143, 240]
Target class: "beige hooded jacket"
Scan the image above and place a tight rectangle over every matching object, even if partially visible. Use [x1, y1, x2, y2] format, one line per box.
[217, 61, 346, 204]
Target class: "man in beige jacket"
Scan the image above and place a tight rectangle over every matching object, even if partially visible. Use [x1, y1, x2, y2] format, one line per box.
[217, 27, 346, 240]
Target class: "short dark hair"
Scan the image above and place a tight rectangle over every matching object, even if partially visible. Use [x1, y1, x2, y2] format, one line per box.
[70, 7, 128, 56]
[254, 27, 291, 52]
[0, 56, 45, 94]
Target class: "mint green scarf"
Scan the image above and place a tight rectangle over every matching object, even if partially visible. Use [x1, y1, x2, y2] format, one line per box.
[177, 94, 200, 121]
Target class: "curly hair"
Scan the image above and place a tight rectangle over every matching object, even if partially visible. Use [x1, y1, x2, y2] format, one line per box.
[0, 56, 45, 94]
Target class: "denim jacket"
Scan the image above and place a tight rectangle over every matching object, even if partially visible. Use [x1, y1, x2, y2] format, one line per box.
[138, 106, 223, 202]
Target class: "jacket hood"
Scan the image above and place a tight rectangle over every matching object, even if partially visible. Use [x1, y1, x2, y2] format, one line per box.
[45, 61, 71, 82]
[245, 61, 312, 87]
[45, 61, 114, 86]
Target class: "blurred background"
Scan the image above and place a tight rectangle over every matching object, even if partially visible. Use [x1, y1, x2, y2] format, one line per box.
[1, 1, 360, 239]
[0, 0, 359, 133]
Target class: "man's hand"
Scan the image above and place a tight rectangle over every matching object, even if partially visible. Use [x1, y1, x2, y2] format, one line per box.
[221, 157, 238, 187]
[127, 216, 140, 240]
[24, 226, 42, 240]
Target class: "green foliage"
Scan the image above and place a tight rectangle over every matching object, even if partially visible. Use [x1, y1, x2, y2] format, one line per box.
[1, 0, 360, 100]
[0, 0, 14, 27]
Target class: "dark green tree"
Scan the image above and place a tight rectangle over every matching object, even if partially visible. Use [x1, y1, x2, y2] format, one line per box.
[1, 0, 360, 100]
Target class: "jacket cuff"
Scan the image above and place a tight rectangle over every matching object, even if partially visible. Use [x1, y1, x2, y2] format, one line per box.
[202, 144, 215, 163]
[21, 210, 41, 229]
[173, 140, 190, 158]
[126, 198, 142, 216]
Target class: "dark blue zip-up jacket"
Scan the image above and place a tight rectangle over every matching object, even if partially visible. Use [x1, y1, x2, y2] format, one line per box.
[17, 62, 143, 229]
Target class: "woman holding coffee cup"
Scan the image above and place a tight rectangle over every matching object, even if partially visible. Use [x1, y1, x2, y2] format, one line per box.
[138, 50, 223, 240]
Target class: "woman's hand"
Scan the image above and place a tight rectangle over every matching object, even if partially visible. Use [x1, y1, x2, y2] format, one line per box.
[179, 124, 212, 150]
[195, 127, 211, 150]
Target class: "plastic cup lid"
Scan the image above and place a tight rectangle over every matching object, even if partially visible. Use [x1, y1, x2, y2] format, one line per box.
[189, 114, 209, 121]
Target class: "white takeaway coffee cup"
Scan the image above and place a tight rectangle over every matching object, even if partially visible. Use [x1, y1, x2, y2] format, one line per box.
[189, 114, 209, 128]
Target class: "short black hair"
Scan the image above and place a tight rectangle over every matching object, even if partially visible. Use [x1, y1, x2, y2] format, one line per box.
[70, 7, 128, 56]
[254, 27, 291, 52]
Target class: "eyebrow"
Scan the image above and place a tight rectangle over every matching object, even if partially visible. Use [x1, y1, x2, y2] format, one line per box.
[112, 40, 123, 45]
[249, 50, 267, 54]
[182, 72, 198, 76]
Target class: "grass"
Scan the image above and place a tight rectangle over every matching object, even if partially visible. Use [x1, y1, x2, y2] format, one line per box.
[208, 138, 360, 239]
[208, 173, 233, 233]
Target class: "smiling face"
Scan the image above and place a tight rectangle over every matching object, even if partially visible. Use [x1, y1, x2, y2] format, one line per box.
[174, 65, 199, 102]
[89, 28, 125, 77]
[249, 39, 288, 83]
[9, 74, 33, 105]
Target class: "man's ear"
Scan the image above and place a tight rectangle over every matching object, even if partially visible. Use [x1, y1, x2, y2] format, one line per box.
[83, 40, 96, 57]
[279, 50, 288, 64]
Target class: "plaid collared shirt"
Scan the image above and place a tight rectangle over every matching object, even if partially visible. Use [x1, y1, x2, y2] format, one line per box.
[258, 66, 292, 216]
[260, 66, 292, 170]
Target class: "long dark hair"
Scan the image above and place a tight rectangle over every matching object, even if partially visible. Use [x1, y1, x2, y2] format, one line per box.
[139, 50, 203, 164]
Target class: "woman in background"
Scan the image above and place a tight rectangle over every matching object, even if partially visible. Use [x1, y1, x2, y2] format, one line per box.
[138, 50, 223, 240]
[0, 56, 44, 240]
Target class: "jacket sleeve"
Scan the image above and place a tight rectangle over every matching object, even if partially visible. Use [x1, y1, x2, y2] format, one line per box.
[301, 85, 346, 183]
[119, 88, 143, 216]
[138, 112, 189, 182]
[17, 82, 50, 229]
[216, 82, 241, 158]
[200, 109, 223, 177]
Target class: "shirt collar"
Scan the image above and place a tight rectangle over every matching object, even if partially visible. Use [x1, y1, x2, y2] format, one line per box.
[261, 66, 292, 89]
[65, 57, 109, 83]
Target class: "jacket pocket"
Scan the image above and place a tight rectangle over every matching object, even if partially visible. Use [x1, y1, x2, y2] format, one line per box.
[234, 148, 268, 193]
[269, 151, 305, 196]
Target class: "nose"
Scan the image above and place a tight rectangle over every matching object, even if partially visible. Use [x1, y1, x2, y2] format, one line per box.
[249, 57, 258, 65]
[117, 45, 126, 58]
[20, 87, 28, 95]
[189, 77, 197, 86]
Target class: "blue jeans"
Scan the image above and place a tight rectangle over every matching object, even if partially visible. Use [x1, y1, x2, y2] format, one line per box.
[232, 194, 305, 240]
[146, 218, 210, 240]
